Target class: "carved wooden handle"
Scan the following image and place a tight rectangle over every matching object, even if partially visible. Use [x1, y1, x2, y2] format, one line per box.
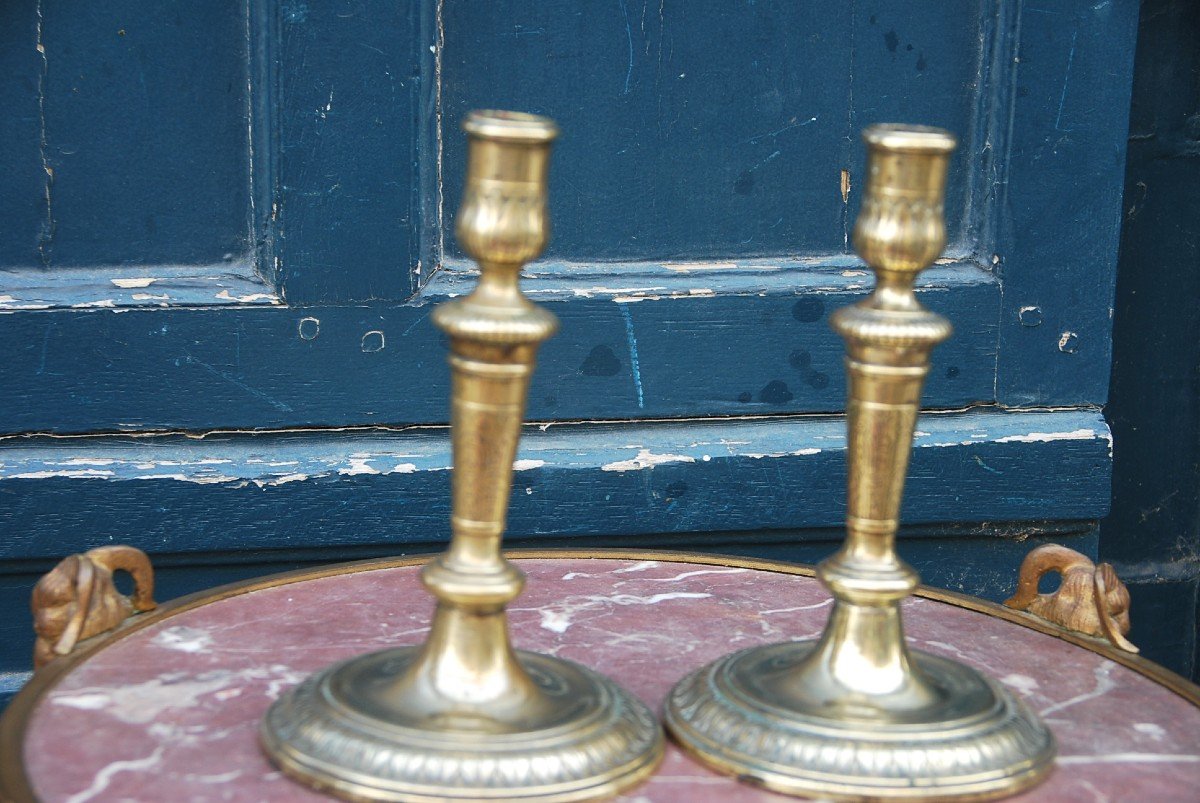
[1004, 543, 1137, 653]
[32, 545, 157, 668]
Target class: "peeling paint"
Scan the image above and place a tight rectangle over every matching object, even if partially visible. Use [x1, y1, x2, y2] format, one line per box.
[12, 469, 115, 479]
[215, 290, 279, 304]
[513, 459, 546, 471]
[339, 456, 381, 476]
[743, 447, 822, 459]
[70, 299, 116, 309]
[602, 449, 696, 472]
[994, 429, 1098, 444]
[110, 278, 159, 289]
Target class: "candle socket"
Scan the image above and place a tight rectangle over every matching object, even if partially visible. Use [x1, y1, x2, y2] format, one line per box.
[260, 111, 663, 802]
[665, 125, 1055, 800]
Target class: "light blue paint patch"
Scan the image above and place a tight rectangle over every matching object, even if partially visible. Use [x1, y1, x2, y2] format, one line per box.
[620, 305, 645, 409]
[0, 671, 30, 702]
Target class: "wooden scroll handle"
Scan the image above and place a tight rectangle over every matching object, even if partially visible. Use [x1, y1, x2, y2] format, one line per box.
[1004, 543, 1138, 653]
[32, 545, 157, 669]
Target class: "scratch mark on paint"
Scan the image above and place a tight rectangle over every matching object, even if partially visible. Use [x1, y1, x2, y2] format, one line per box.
[618, 0, 635, 94]
[619, 305, 645, 409]
[746, 116, 818, 144]
[1055, 28, 1078, 131]
[36, 324, 52, 375]
[974, 455, 1003, 474]
[184, 356, 293, 412]
[35, 0, 54, 267]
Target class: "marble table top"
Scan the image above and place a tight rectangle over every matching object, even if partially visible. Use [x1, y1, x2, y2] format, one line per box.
[5, 552, 1200, 801]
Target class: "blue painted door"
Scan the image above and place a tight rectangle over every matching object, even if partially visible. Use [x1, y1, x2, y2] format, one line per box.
[0, 2, 1139, 684]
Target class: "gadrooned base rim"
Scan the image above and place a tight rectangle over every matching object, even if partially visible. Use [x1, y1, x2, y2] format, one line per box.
[664, 643, 1056, 801]
[260, 648, 664, 802]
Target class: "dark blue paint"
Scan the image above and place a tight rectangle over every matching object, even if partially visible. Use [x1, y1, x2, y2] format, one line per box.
[275, 0, 427, 304]
[1101, 0, 1200, 680]
[0, 2, 253, 268]
[0, 4, 45, 268]
[0, 407, 1111, 562]
[994, 0, 1139, 405]
[0, 264, 996, 434]
[441, 1, 980, 261]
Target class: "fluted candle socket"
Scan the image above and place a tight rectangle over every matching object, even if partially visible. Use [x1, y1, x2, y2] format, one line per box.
[260, 110, 663, 802]
[665, 124, 1055, 801]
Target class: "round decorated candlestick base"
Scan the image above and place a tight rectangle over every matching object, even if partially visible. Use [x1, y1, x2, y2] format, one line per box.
[666, 641, 1054, 801]
[665, 124, 1056, 800]
[262, 647, 663, 802]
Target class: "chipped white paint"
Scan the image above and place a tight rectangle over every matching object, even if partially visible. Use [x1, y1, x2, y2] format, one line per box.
[995, 429, 1098, 444]
[601, 449, 696, 472]
[663, 261, 739, 272]
[133, 474, 238, 485]
[612, 294, 661, 303]
[339, 456, 381, 476]
[70, 299, 116, 309]
[256, 473, 309, 487]
[110, 278, 158, 288]
[152, 626, 213, 654]
[513, 459, 545, 471]
[743, 447, 822, 459]
[565, 286, 667, 299]
[131, 293, 171, 301]
[12, 469, 114, 479]
[392, 463, 418, 474]
[215, 290, 279, 304]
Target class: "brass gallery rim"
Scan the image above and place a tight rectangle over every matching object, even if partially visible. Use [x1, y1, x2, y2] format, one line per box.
[3, 549, 1200, 801]
[260, 647, 664, 802]
[664, 642, 1055, 800]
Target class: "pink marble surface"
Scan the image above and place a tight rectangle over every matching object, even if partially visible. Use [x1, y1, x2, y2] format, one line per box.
[19, 557, 1200, 802]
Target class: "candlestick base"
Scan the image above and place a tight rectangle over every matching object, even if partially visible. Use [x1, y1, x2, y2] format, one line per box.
[666, 641, 1054, 801]
[262, 646, 663, 803]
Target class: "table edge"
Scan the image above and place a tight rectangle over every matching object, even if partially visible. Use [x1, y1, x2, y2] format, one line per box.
[4, 547, 1198, 802]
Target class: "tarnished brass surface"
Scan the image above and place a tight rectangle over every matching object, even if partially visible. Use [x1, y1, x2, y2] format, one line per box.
[1005, 543, 1138, 653]
[259, 111, 662, 802]
[666, 125, 1056, 800]
[31, 545, 156, 669]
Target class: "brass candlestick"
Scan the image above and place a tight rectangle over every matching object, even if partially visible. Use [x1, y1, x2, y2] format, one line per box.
[665, 125, 1055, 800]
[261, 111, 663, 802]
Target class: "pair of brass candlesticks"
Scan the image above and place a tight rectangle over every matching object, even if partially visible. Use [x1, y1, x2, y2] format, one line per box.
[260, 112, 1055, 801]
